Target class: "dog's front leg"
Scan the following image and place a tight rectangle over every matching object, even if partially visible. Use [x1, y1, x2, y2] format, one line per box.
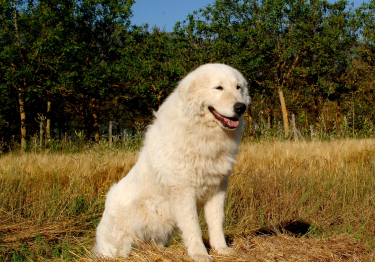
[171, 189, 213, 262]
[204, 186, 235, 256]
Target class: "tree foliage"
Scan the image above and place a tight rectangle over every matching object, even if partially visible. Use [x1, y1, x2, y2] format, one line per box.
[0, 0, 374, 146]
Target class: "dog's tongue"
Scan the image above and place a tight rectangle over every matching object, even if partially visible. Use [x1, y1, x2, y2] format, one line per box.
[209, 107, 239, 129]
[222, 116, 239, 128]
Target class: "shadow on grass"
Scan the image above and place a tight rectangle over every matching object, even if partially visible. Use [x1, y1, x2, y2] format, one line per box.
[252, 219, 311, 237]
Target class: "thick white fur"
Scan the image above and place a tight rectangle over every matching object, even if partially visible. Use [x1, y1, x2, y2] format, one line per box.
[93, 63, 250, 262]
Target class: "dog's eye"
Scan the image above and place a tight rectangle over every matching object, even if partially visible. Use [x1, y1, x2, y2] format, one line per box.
[236, 85, 241, 90]
[216, 86, 223, 90]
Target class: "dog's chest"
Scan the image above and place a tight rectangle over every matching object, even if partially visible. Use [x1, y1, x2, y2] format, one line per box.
[183, 148, 234, 189]
[176, 133, 237, 178]
[149, 121, 239, 187]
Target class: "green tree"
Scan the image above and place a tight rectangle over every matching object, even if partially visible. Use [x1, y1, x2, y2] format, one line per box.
[174, 0, 357, 136]
[0, 0, 71, 149]
[58, 0, 134, 142]
[357, 0, 375, 73]
[294, 0, 358, 128]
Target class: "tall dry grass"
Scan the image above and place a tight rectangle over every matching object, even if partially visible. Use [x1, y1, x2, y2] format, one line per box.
[1, 139, 375, 261]
[228, 139, 375, 236]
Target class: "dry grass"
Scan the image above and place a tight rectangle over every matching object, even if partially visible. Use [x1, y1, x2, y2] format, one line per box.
[1, 139, 375, 261]
[78, 235, 370, 262]
[228, 139, 375, 231]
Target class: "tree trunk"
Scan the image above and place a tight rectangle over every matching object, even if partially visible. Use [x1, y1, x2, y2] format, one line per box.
[46, 100, 51, 141]
[93, 112, 100, 142]
[109, 121, 112, 147]
[337, 100, 341, 132]
[18, 91, 26, 150]
[40, 120, 44, 149]
[352, 95, 355, 137]
[246, 107, 254, 141]
[278, 88, 289, 137]
[313, 95, 321, 126]
[91, 98, 100, 142]
[116, 117, 120, 136]
[267, 108, 271, 130]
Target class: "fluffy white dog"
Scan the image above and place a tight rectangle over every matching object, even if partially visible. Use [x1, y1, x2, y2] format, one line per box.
[93, 63, 250, 262]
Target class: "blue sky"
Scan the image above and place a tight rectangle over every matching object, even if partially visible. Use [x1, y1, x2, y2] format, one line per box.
[130, 0, 370, 32]
[131, 0, 215, 32]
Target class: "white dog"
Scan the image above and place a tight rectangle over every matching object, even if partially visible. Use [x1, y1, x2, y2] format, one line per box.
[93, 63, 250, 262]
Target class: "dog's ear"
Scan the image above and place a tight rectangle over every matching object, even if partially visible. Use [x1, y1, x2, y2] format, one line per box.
[178, 76, 193, 102]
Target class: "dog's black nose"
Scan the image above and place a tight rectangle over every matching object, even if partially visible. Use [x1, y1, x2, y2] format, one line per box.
[234, 103, 246, 115]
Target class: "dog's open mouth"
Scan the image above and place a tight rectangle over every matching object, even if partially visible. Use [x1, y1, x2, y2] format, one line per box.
[209, 107, 239, 129]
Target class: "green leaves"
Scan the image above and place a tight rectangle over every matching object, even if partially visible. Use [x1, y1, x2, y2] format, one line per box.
[0, 0, 374, 143]
[356, 0, 375, 70]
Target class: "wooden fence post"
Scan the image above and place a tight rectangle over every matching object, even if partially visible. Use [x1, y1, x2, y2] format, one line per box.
[36, 113, 46, 149]
[109, 121, 112, 147]
[288, 114, 305, 141]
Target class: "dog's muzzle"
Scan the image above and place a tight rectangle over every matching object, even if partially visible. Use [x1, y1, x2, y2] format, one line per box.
[209, 104, 247, 129]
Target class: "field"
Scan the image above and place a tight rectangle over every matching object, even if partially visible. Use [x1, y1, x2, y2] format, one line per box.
[1, 138, 375, 261]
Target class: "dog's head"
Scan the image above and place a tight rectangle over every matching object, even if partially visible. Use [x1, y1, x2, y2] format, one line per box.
[178, 63, 250, 130]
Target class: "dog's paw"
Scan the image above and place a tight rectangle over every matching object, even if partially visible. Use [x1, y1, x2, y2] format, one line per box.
[215, 247, 236, 256]
[191, 254, 214, 262]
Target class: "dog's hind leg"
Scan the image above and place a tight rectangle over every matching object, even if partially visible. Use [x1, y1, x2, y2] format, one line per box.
[92, 238, 118, 258]
[154, 236, 170, 248]
[117, 236, 134, 258]
[154, 230, 173, 248]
